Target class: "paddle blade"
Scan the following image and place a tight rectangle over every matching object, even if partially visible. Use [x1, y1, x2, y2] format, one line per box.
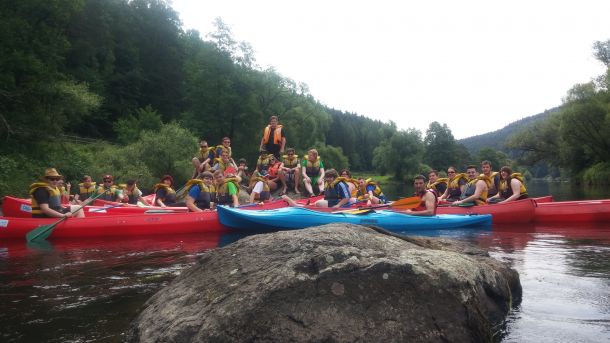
[334, 208, 377, 215]
[26, 219, 64, 242]
[389, 196, 421, 210]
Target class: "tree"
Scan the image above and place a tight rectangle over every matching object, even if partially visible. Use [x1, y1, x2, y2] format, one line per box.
[422, 122, 459, 171]
[373, 129, 424, 180]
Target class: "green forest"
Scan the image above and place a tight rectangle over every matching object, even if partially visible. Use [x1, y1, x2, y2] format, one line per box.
[1, 0, 609, 197]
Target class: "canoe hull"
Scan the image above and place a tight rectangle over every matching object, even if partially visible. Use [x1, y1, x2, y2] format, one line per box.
[0, 212, 226, 240]
[436, 198, 536, 224]
[217, 206, 492, 232]
[534, 199, 610, 223]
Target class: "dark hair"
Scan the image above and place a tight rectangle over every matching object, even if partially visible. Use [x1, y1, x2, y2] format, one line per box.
[413, 174, 426, 182]
[127, 179, 136, 186]
[500, 166, 512, 175]
[238, 158, 247, 164]
[270, 115, 278, 122]
[339, 169, 351, 177]
[325, 169, 338, 178]
[161, 174, 174, 185]
[466, 165, 477, 171]
[200, 171, 214, 179]
[286, 147, 295, 153]
[428, 169, 438, 176]
[82, 175, 92, 182]
[481, 160, 491, 166]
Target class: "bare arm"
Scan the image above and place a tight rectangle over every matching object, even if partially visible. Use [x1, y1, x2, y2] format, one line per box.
[40, 203, 71, 218]
[503, 179, 523, 202]
[404, 192, 436, 216]
[185, 195, 202, 212]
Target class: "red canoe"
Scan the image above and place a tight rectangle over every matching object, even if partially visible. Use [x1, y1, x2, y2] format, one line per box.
[534, 198, 610, 223]
[436, 198, 537, 224]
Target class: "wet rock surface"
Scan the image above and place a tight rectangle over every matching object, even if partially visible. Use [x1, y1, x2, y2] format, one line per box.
[127, 224, 521, 342]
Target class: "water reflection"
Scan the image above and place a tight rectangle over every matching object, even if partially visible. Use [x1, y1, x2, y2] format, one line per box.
[1, 224, 609, 342]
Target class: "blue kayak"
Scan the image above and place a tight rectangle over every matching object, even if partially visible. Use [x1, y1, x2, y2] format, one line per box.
[217, 206, 492, 232]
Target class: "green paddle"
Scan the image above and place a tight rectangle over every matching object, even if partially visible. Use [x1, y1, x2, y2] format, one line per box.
[25, 191, 105, 242]
[437, 202, 476, 207]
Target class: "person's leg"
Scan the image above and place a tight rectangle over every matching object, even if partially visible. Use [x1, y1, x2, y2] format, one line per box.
[280, 194, 300, 207]
[69, 205, 85, 218]
[278, 170, 287, 194]
[191, 157, 201, 178]
[293, 171, 300, 193]
[303, 176, 314, 196]
[314, 199, 329, 207]
[316, 177, 324, 195]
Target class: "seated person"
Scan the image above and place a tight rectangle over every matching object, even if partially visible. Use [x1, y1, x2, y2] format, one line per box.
[121, 180, 150, 206]
[213, 150, 238, 176]
[96, 174, 124, 202]
[191, 140, 213, 178]
[236, 158, 250, 187]
[279, 148, 300, 194]
[214, 170, 240, 208]
[302, 149, 325, 196]
[452, 165, 490, 206]
[314, 169, 356, 208]
[427, 170, 448, 197]
[248, 170, 271, 203]
[357, 177, 387, 206]
[402, 175, 436, 216]
[153, 175, 177, 207]
[73, 175, 97, 204]
[266, 155, 282, 192]
[438, 167, 467, 203]
[185, 171, 216, 212]
[338, 169, 359, 198]
[487, 166, 528, 203]
[29, 168, 85, 218]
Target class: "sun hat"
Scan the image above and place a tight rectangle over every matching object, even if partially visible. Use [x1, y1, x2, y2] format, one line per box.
[44, 168, 62, 178]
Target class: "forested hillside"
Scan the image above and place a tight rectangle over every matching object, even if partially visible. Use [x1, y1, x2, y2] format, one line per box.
[458, 109, 558, 155]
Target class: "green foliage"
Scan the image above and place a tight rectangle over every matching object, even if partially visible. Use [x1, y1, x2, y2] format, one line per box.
[582, 162, 610, 185]
[372, 129, 424, 180]
[314, 145, 349, 171]
[423, 121, 460, 171]
[114, 105, 163, 144]
[475, 147, 509, 170]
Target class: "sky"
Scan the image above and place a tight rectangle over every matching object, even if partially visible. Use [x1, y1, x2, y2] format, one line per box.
[172, 0, 610, 139]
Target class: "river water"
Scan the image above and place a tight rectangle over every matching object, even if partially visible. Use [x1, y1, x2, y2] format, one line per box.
[1, 182, 609, 342]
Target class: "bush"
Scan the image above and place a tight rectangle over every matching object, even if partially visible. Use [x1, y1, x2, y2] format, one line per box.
[583, 162, 610, 185]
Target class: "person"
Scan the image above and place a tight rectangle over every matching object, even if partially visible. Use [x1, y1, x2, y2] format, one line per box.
[215, 137, 234, 163]
[96, 174, 124, 202]
[452, 165, 490, 206]
[402, 175, 436, 216]
[438, 167, 467, 203]
[236, 158, 250, 187]
[313, 169, 356, 208]
[266, 155, 282, 192]
[120, 180, 150, 206]
[357, 177, 387, 206]
[29, 168, 85, 218]
[185, 171, 216, 212]
[302, 149, 325, 196]
[57, 178, 71, 204]
[248, 170, 271, 203]
[259, 115, 286, 160]
[73, 175, 97, 204]
[481, 160, 500, 197]
[213, 150, 238, 175]
[338, 169, 360, 197]
[487, 166, 529, 203]
[191, 140, 214, 178]
[153, 175, 177, 207]
[279, 148, 300, 194]
[255, 150, 272, 174]
[214, 170, 240, 207]
[427, 170, 448, 197]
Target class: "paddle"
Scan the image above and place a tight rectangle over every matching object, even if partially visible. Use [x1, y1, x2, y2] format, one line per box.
[25, 192, 105, 242]
[333, 196, 421, 214]
[437, 202, 476, 207]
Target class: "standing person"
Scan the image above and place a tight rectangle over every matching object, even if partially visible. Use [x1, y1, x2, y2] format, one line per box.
[302, 149, 325, 196]
[481, 160, 500, 197]
[313, 169, 355, 208]
[73, 175, 97, 204]
[438, 167, 467, 203]
[96, 174, 124, 202]
[487, 166, 528, 203]
[121, 180, 150, 206]
[192, 140, 213, 178]
[453, 165, 490, 206]
[153, 175, 177, 207]
[402, 175, 437, 216]
[279, 148, 301, 194]
[427, 170, 448, 197]
[259, 115, 286, 160]
[185, 171, 216, 212]
[29, 168, 85, 218]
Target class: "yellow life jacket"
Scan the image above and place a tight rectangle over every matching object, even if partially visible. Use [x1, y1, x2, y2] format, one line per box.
[119, 184, 142, 204]
[216, 177, 240, 205]
[153, 183, 176, 195]
[499, 173, 528, 198]
[304, 156, 321, 176]
[448, 173, 468, 189]
[215, 158, 233, 172]
[96, 184, 120, 201]
[248, 175, 270, 192]
[199, 146, 214, 160]
[29, 182, 61, 216]
[257, 155, 271, 168]
[427, 177, 448, 191]
[282, 154, 299, 168]
[262, 125, 283, 145]
[78, 182, 97, 200]
[332, 177, 359, 197]
[462, 175, 491, 205]
[215, 145, 232, 158]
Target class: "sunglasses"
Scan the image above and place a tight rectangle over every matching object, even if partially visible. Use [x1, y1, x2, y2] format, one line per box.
[47, 177, 61, 181]
[200, 145, 208, 148]
[203, 176, 213, 180]
[103, 180, 112, 183]
[447, 171, 455, 174]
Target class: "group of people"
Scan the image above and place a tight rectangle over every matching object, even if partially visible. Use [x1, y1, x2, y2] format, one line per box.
[29, 112, 527, 218]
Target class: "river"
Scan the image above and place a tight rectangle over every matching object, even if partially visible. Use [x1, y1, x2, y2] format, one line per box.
[1, 182, 609, 342]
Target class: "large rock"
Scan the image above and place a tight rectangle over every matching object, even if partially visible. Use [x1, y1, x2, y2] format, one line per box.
[127, 225, 521, 342]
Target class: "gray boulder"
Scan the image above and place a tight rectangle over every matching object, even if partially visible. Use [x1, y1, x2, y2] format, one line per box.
[127, 224, 521, 342]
